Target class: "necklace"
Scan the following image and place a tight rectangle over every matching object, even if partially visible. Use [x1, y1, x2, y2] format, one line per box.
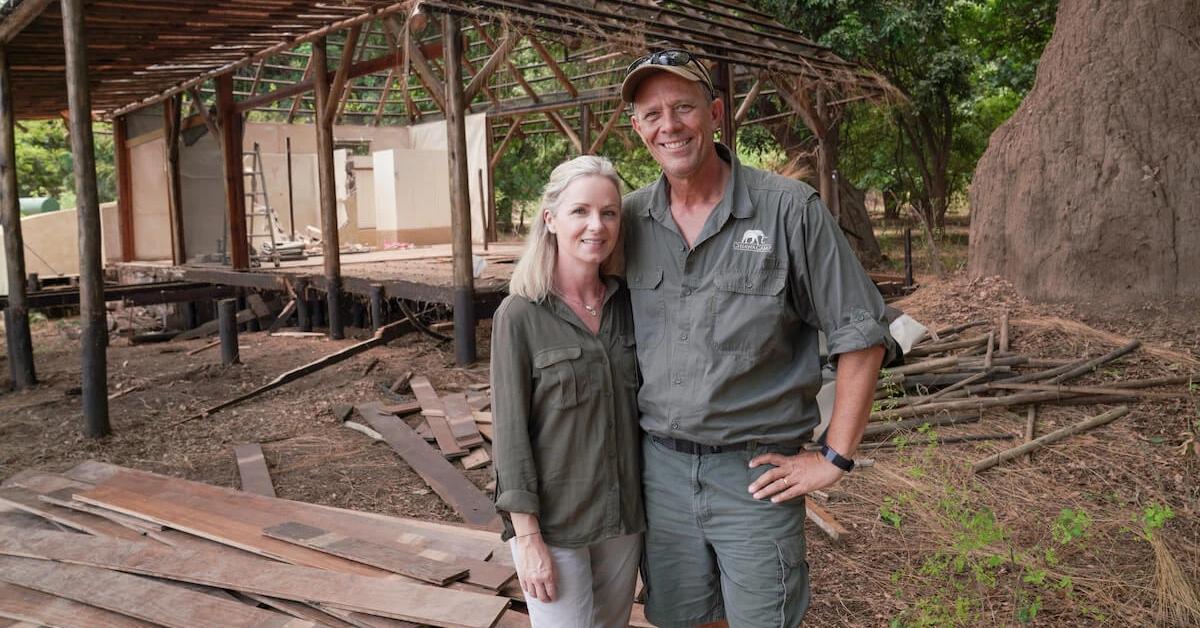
[557, 285, 605, 318]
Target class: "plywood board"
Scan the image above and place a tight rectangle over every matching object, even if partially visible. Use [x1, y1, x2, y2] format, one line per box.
[0, 527, 508, 628]
[233, 443, 276, 497]
[359, 404, 500, 530]
[0, 556, 307, 628]
[0, 581, 156, 628]
[410, 376, 467, 457]
[263, 522, 468, 586]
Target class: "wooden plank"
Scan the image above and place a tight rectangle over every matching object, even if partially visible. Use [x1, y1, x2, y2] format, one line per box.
[443, 392, 485, 447]
[466, 392, 491, 412]
[174, 307, 255, 341]
[0, 487, 149, 542]
[410, 376, 468, 456]
[263, 521, 469, 586]
[460, 448, 491, 471]
[415, 549, 516, 592]
[0, 556, 307, 628]
[0, 527, 509, 628]
[39, 488, 166, 533]
[476, 423, 494, 442]
[75, 482, 389, 577]
[380, 401, 422, 416]
[242, 594, 360, 628]
[233, 443, 276, 497]
[805, 501, 848, 544]
[359, 404, 500, 530]
[0, 581, 157, 628]
[318, 605, 419, 628]
[63, 462, 499, 561]
[472, 410, 493, 424]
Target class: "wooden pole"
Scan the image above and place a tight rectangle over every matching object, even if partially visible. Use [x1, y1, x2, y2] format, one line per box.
[484, 115, 498, 241]
[216, 73, 248, 269]
[444, 13, 476, 365]
[313, 38, 344, 340]
[61, 0, 109, 437]
[162, 94, 186, 264]
[973, 406, 1130, 473]
[0, 45, 35, 389]
[112, 115, 134, 262]
[218, 298, 240, 366]
[579, 104, 592, 155]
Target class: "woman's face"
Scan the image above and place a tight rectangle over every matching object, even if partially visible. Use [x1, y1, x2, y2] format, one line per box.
[545, 175, 621, 269]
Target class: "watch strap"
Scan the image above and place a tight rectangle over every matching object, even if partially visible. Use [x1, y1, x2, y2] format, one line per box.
[819, 444, 855, 472]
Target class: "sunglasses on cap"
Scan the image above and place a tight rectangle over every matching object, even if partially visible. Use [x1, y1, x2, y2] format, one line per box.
[626, 50, 714, 95]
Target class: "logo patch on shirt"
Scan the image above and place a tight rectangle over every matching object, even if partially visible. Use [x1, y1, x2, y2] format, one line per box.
[732, 229, 772, 253]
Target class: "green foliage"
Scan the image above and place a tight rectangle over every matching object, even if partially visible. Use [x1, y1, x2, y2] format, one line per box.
[1051, 508, 1092, 544]
[15, 120, 116, 208]
[750, 0, 1058, 226]
[1140, 502, 1174, 539]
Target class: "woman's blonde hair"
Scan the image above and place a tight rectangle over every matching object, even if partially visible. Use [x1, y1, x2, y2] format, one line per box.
[507, 155, 625, 301]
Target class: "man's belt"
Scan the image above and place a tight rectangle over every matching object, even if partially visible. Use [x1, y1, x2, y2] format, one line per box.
[651, 434, 805, 455]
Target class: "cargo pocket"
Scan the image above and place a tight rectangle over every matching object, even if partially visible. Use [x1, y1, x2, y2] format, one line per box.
[533, 345, 583, 408]
[774, 532, 811, 627]
[627, 269, 665, 350]
[711, 269, 788, 356]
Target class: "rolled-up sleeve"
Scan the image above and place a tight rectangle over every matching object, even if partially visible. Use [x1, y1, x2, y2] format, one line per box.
[791, 192, 898, 364]
[489, 300, 540, 516]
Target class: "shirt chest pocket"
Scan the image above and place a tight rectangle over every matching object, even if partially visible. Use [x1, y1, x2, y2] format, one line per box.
[710, 269, 788, 356]
[627, 269, 665, 350]
[533, 345, 588, 409]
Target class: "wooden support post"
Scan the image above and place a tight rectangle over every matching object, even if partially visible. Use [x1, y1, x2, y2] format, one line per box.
[313, 38, 344, 340]
[715, 61, 736, 153]
[0, 46, 36, 389]
[484, 116, 497, 241]
[61, 0, 108, 437]
[216, 73, 248, 269]
[218, 299, 240, 366]
[444, 13, 476, 365]
[112, 115, 134, 262]
[579, 104, 592, 155]
[162, 94, 186, 264]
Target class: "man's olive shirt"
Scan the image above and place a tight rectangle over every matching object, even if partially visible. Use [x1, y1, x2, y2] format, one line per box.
[623, 144, 895, 446]
[490, 277, 645, 548]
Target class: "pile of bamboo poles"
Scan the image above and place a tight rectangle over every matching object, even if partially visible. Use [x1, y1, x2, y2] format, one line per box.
[862, 316, 1196, 468]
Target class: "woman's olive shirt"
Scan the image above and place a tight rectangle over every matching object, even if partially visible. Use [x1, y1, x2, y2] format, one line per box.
[490, 276, 645, 548]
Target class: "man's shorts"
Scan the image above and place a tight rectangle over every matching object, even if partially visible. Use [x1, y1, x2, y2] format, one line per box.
[641, 433, 810, 628]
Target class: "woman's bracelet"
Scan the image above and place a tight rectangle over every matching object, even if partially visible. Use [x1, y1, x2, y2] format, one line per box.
[514, 531, 541, 539]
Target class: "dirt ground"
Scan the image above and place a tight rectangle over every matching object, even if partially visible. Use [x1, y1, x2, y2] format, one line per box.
[1, 271, 1197, 627]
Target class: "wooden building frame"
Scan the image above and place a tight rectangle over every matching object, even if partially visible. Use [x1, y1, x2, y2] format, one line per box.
[0, 0, 891, 435]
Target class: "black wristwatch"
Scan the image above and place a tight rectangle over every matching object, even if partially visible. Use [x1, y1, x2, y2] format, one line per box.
[819, 444, 855, 473]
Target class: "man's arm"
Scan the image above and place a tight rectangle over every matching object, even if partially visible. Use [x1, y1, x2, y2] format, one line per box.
[747, 344, 884, 502]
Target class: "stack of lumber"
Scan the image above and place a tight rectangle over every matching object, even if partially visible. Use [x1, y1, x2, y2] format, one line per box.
[0, 461, 528, 627]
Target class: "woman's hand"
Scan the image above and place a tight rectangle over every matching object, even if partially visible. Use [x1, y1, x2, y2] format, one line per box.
[514, 532, 557, 601]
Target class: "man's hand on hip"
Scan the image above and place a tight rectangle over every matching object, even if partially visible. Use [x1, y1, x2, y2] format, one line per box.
[747, 450, 843, 503]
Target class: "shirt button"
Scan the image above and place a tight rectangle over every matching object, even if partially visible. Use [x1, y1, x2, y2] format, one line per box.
[673, 378, 682, 385]
[744, 281, 754, 289]
[679, 333, 688, 341]
[855, 312, 867, 321]
[671, 422, 680, 430]
[682, 288, 691, 296]
[678, 246, 685, 252]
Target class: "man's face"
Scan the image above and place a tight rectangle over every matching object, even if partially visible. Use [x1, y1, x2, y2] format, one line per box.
[630, 72, 723, 180]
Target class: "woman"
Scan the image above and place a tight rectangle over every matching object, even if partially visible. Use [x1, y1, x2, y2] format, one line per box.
[491, 155, 644, 627]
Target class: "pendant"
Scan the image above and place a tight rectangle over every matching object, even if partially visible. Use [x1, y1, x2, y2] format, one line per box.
[583, 304, 598, 317]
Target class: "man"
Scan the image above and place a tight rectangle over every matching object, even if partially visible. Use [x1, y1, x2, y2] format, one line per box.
[621, 50, 896, 627]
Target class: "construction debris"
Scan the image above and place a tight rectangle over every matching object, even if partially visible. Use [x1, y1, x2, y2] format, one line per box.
[0, 462, 523, 628]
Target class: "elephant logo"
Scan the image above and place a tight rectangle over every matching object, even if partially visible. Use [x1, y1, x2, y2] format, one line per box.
[733, 229, 772, 252]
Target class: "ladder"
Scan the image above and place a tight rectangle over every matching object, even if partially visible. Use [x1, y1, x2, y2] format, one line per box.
[244, 142, 282, 268]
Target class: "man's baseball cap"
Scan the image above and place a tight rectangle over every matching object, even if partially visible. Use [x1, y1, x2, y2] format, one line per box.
[621, 49, 715, 103]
